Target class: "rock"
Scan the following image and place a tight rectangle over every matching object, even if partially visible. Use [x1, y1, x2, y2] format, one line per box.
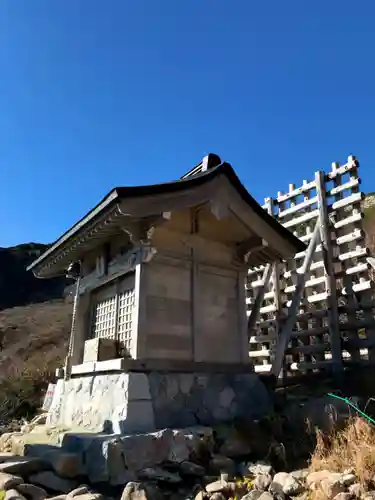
[169, 495, 184, 500]
[306, 471, 346, 499]
[177, 486, 198, 500]
[342, 473, 356, 486]
[241, 491, 263, 500]
[272, 472, 304, 496]
[292, 493, 310, 500]
[71, 495, 104, 500]
[333, 494, 352, 500]
[218, 429, 251, 458]
[5, 489, 27, 500]
[16, 484, 48, 500]
[272, 472, 289, 487]
[209, 494, 226, 500]
[29, 472, 78, 494]
[20, 415, 48, 434]
[121, 482, 164, 500]
[204, 476, 219, 484]
[290, 469, 309, 481]
[254, 473, 272, 491]
[220, 473, 229, 482]
[43, 452, 83, 479]
[58, 426, 214, 486]
[257, 493, 274, 500]
[320, 478, 346, 500]
[362, 493, 375, 500]
[169, 427, 213, 463]
[205, 480, 228, 494]
[0, 453, 18, 462]
[208, 455, 235, 475]
[269, 480, 286, 500]
[179, 461, 205, 477]
[248, 462, 273, 476]
[98, 427, 212, 482]
[0, 472, 23, 490]
[292, 396, 355, 433]
[67, 487, 91, 499]
[349, 483, 361, 498]
[48, 497, 67, 500]
[226, 482, 239, 494]
[0, 434, 14, 453]
[194, 492, 205, 500]
[0, 458, 48, 476]
[137, 467, 182, 484]
[283, 475, 305, 496]
[306, 470, 342, 489]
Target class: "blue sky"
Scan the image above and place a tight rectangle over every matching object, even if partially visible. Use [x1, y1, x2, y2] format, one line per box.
[1, 1, 375, 247]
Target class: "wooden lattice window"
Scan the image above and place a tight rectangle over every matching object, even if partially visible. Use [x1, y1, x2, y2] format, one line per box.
[90, 273, 135, 355]
[92, 296, 117, 340]
[117, 288, 136, 352]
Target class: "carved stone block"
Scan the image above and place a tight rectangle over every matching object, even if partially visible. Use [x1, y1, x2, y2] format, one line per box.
[83, 338, 118, 363]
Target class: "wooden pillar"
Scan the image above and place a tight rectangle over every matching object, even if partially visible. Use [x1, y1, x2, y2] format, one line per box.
[131, 249, 151, 360]
[71, 293, 91, 365]
[130, 262, 142, 359]
[190, 206, 202, 362]
[263, 197, 285, 378]
[238, 269, 251, 363]
[315, 170, 343, 372]
[191, 247, 201, 362]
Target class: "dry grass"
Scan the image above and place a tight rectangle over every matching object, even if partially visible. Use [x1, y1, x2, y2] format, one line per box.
[0, 299, 71, 378]
[0, 363, 56, 421]
[0, 299, 71, 421]
[310, 417, 375, 487]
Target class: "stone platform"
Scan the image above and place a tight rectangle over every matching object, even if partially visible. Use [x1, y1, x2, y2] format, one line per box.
[48, 363, 272, 435]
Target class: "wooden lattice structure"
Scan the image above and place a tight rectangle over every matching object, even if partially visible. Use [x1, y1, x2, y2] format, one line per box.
[247, 155, 375, 379]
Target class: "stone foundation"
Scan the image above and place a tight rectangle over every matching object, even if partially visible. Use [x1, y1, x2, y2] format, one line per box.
[47, 369, 272, 434]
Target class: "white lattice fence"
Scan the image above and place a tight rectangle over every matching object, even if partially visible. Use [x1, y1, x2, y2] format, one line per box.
[247, 155, 375, 378]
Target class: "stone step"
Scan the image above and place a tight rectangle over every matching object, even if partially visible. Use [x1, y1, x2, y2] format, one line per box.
[1, 426, 92, 456]
[31, 426, 213, 485]
[2, 424, 215, 486]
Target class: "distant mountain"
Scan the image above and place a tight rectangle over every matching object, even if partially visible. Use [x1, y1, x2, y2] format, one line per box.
[0, 243, 68, 311]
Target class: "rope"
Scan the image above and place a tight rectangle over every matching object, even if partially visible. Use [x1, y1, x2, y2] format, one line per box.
[64, 275, 81, 380]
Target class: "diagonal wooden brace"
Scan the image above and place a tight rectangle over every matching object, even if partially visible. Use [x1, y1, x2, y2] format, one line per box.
[271, 217, 322, 378]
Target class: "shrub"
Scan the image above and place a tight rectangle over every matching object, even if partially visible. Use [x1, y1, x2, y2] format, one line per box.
[0, 359, 56, 422]
[310, 416, 375, 487]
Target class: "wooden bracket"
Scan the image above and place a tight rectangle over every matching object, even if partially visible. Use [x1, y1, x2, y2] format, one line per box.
[120, 213, 168, 245]
[236, 236, 268, 263]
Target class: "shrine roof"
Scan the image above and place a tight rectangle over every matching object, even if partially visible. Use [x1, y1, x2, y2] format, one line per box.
[27, 157, 305, 277]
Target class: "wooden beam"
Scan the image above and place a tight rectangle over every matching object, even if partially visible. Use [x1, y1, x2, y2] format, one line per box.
[264, 197, 284, 379]
[238, 270, 250, 363]
[237, 236, 268, 263]
[271, 217, 322, 378]
[315, 170, 342, 373]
